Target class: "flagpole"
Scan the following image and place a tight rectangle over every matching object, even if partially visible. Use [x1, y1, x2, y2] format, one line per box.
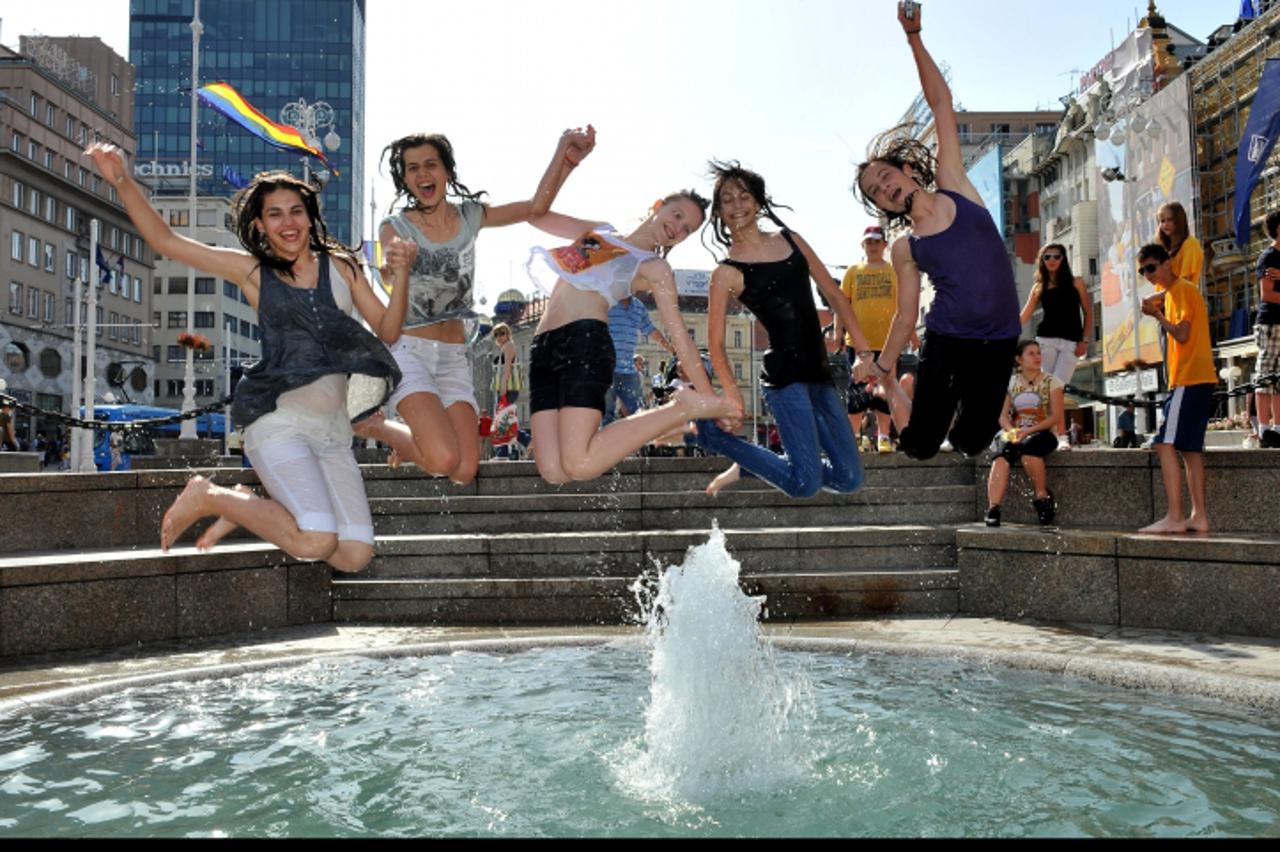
[78, 221, 100, 472]
[180, 0, 202, 440]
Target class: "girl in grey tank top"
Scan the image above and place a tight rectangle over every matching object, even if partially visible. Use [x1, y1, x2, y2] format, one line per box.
[352, 127, 597, 486]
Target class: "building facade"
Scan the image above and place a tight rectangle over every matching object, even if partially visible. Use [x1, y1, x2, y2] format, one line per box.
[1, 37, 154, 446]
[129, 0, 366, 244]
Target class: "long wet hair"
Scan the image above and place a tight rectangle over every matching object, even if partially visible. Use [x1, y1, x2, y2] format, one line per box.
[1035, 243, 1076, 290]
[852, 123, 938, 234]
[650, 189, 710, 259]
[1157, 201, 1190, 257]
[382, 133, 487, 213]
[232, 171, 357, 277]
[703, 160, 793, 257]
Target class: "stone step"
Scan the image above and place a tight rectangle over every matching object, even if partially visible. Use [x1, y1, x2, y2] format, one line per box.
[331, 569, 960, 625]
[367, 485, 977, 536]
[364, 526, 956, 580]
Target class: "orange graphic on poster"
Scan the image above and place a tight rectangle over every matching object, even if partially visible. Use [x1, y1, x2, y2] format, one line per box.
[549, 233, 628, 275]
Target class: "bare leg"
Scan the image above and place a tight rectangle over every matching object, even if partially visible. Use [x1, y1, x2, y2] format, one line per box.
[558, 387, 732, 482]
[1140, 443, 1189, 534]
[706, 463, 741, 497]
[194, 484, 254, 550]
[987, 457, 1011, 509]
[1022, 455, 1050, 500]
[161, 476, 341, 563]
[1182, 451, 1210, 533]
[358, 392, 477, 484]
[879, 371, 913, 433]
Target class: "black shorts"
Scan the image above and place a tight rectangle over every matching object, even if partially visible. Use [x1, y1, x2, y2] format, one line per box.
[997, 430, 1058, 465]
[529, 319, 615, 415]
[899, 331, 1020, 460]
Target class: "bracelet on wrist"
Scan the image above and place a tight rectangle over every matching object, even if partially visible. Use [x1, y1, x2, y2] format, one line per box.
[905, 28, 922, 35]
[873, 359, 891, 376]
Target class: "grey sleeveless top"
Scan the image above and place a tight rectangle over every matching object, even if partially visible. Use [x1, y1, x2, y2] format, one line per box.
[232, 256, 402, 429]
[382, 200, 485, 330]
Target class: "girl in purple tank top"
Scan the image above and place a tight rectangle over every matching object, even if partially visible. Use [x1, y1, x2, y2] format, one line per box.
[851, 2, 1020, 462]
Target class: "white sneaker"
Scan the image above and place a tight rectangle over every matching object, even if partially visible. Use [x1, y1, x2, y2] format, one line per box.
[1058, 436, 1072, 452]
[1243, 435, 1261, 450]
[939, 439, 954, 453]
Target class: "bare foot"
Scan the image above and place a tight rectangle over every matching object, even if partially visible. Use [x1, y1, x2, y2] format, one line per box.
[674, 386, 732, 421]
[1185, 514, 1211, 535]
[353, 410, 385, 440]
[1138, 516, 1189, 535]
[161, 476, 214, 551]
[194, 484, 253, 551]
[706, 464, 741, 497]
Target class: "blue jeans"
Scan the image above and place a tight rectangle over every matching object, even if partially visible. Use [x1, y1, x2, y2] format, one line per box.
[696, 382, 864, 499]
[602, 371, 646, 426]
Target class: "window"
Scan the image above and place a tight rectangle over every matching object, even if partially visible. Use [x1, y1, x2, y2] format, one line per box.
[239, 318, 251, 337]
[64, 160, 73, 180]
[194, 311, 215, 329]
[195, 277, 215, 295]
[39, 348, 60, 378]
[29, 287, 40, 318]
[65, 116, 74, 137]
[168, 210, 189, 228]
[28, 236, 39, 267]
[11, 180, 23, 208]
[109, 311, 119, 340]
[734, 361, 744, 380]
[108, 272, 117, 295]
[111, 74, 120, 96]
[133, 277, 142, 303]
[168, 311, 187, 329]
[166, 346, 181, 364]
[28, 141, 39, 162]
[78, 167, 86, 187]
[46, 104, 56, 126]
[195, 379, 214, 397]
[44, 244, 55, 274]
[30, 94, 38, 117]
[43, 293, 55, 324]
[45, 196, 56, 221]
[224, 314, 236, 333]
[224, 281, 237, 299]
[168, 277, 187, 295]
[733, 329, 743, 348]
[8, 282, 22, 315]
[66, 297, 74, 324]
[28, 188, 39, 216]
[11, 231, 23, 261]
[251, 324, 261, 342]
[65, 251, 78, 280]
[43, 149, 54, 170]
[152, 311, 161, 328]
[65, 206, 76, 230]
[110, 228, 119, 250]
[152, 345, 161, 362]
[153, 277, 163, 295]
[96, 305, 103, 336]
[9, 132, 20, 153]
[166, 379, 184, 398]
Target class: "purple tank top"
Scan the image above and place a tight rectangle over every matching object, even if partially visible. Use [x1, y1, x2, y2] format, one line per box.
[909, 189, 1021, 340]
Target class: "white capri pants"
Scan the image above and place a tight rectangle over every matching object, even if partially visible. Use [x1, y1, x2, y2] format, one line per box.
[243, 399, 375, 546]
[1036, 336, 1080, 385]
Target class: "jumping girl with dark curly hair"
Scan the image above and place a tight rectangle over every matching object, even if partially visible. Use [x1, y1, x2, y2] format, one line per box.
[86, 142, 413, 572]
[852, 2, 1021, 461]
[355, 127, 596, 484]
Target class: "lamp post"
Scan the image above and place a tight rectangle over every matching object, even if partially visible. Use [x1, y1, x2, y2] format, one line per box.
[179, 0, 203, 440]
[278, 98, 341, 186]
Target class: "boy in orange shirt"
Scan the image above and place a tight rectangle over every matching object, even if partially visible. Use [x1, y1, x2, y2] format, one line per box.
[1137, 243, 1216, 534]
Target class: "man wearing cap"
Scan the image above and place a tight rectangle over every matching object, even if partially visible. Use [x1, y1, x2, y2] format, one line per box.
[836, 226, 918, 453]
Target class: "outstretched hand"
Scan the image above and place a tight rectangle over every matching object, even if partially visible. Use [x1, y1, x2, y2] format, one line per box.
[561, 125, 596, 169]
[898, 1, 922, 33]
[85, 141, 127, 185]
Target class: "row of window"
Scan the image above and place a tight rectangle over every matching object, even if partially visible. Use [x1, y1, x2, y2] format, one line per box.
[157, 378, 216, 399]
[151, 345, 255, 367]
[25, 88, 117, 138]
[8, 133, 124, 207]
[8, 177, 144, 258]
[6, 282, 144, 346]
[8, 231, 143, 302]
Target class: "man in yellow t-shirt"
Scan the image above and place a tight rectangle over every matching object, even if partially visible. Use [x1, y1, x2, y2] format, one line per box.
[837, 226, 917, 453]
[1137, 242, 1216, 535]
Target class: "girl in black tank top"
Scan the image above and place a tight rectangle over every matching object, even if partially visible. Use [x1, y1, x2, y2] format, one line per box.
[698, 162, 870, 500]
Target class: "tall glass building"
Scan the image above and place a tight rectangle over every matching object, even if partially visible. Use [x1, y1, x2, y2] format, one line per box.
[129, 0, 365, 244]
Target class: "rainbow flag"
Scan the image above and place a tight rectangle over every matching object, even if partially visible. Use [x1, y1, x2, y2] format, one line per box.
[197, 82, 330, 166]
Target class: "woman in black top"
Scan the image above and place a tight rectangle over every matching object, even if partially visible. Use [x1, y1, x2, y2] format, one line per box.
[1018, 244, 1092, 395]
[700, 162, 872, 498]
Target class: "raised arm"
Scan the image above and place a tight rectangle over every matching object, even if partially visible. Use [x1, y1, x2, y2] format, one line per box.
[898, 3, 978, 202]
[85, 143, 260, 301]
[528, 211, 607, 241]
[483, 126, 596, 228]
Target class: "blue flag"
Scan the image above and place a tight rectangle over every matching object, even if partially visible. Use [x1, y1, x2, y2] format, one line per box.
[1241, 0, 1257, 20]
[1235, 60, 1280, 248]
[223, 164, 249, 189]
[95, 246, 113, 285]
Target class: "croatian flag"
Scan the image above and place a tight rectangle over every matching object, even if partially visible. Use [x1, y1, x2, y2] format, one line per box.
[1235, 60, 1280, 248]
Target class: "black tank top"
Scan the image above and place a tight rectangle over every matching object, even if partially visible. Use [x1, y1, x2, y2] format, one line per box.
[726, 231, 831, 389]
[1035, 279, 1084, 342]
[232, 257, 401, 429]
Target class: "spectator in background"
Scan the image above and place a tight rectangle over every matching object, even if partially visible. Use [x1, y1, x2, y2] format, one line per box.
[0, 401, 17, 452]
[985, 340, 1065, 527]
[1137, 243, 1215, 534]
[1253, 209, 1280, 448]
[1157, 201, 1204, 289]
[603, 296, 673, 426]
[1114, 402, 1140, 449]
[1019, 243, 1092, 449]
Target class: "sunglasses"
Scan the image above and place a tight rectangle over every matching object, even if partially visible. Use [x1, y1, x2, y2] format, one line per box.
[1139, 263, 1161, 275]
[1042, 253, 1063, 261]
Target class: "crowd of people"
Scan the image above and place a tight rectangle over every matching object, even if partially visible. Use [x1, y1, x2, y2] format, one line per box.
[25, 2, 1272, 570]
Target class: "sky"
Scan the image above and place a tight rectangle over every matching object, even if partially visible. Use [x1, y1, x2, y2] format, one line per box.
[1, 0, 1247, 309]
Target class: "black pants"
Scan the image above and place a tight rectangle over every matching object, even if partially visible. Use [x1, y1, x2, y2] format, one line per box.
[899, 331, 1019, 461]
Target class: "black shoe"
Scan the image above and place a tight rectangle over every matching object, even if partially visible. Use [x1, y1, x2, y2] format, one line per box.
[1032, 492, 1056, 526]
[1262, 430, 1280, 449]
[985, 505, 1001, 527]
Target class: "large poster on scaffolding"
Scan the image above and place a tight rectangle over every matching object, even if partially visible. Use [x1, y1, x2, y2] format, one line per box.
[1098, 73, 1198, 374]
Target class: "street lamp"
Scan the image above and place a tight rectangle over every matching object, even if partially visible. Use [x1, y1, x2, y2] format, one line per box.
[278, 98, 341, 186]
[180, 0, 203, 440]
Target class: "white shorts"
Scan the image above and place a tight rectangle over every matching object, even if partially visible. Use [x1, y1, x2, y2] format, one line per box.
[243, 404, 375, 546]
[1036, 336, 1080, 385]
[387, 336, 478, 416]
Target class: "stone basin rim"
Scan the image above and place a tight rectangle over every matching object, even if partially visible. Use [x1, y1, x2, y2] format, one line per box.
[3, 633, 1279, 718]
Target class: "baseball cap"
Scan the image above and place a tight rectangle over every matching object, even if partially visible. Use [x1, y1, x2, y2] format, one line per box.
[862, 226, 886, 243]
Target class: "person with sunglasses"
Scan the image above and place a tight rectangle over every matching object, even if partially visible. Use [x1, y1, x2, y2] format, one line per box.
[1019, 244, 1093, 386]
[1137, 243, 1216, 535]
